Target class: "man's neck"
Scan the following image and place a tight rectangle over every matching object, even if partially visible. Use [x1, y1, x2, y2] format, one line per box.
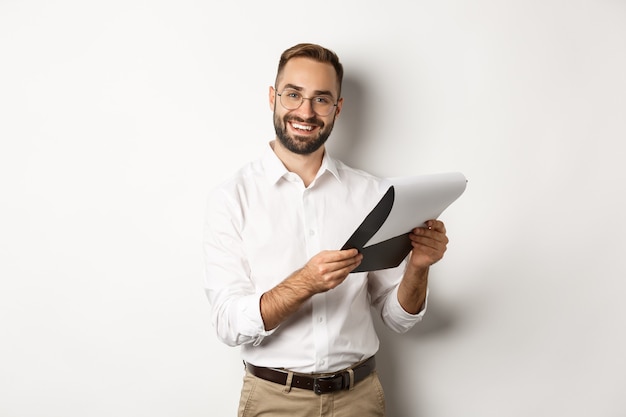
[271, 140, 324, 187]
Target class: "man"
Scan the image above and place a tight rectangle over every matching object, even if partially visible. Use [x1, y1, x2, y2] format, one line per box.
[203, 43, 449, 417]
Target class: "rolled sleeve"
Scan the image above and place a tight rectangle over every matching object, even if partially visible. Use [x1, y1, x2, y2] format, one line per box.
[368, 263, 429, 334]
[381, 285, 428, 333]
[233, 292, 276, 346]
[203, 187, 275, 347]
[206, 289, 276, 346]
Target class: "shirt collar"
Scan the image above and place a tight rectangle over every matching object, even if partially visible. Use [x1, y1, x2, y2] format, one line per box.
[262, 141, 341, 186]
[319, 151, 341, 183]
[262, 142, 289, 185]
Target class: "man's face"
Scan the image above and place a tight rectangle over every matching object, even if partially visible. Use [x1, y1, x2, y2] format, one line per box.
[270, 57, 343, 155]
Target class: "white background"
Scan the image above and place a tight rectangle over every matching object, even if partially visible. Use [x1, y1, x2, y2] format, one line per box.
[1, 1, 625, 416]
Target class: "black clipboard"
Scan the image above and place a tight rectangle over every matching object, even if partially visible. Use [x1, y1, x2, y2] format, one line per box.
[342, 172, 467, 272]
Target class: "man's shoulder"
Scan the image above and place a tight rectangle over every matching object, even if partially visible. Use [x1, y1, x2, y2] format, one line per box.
[207, 158, 265, 199]
[331, 158, 383, 185]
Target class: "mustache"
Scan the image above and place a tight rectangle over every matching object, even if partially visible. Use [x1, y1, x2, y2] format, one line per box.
[286, 115, 323, 127]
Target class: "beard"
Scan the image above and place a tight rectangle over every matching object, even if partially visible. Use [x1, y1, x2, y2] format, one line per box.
[273, 112, 335, 155]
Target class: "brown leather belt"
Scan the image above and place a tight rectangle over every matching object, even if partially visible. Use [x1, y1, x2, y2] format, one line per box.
[245, 356, 376, 395]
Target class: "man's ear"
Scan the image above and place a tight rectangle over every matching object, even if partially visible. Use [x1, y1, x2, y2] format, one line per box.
[334, 97, 344, 118]
[269, 86, 276, 111]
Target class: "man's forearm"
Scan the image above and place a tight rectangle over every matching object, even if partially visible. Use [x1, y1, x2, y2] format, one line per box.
[397, 264, 429, 315]
[260, 270, 312, 331]
[259, 249, 363, 330]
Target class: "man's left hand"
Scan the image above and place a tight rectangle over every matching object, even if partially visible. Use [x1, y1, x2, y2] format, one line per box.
[408, 220, 449, 270]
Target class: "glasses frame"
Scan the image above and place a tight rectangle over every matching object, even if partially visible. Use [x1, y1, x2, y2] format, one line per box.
[275, 89, 339, 116]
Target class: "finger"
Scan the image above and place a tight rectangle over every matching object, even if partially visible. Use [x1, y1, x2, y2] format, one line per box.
[409, 229, 448, 249]
[311, 251, 361, 273]
[328, 253, 363, 272]
[410, 233, 447, 254]
[320, 255, 363, 287]
[413, 222, 447, 239]
[323, 248, 360, 261]
[410, 228, 443, 242]
[340, 248, 361, 258]
[410, 236, 445, 252]
[425, 220, 446, 233]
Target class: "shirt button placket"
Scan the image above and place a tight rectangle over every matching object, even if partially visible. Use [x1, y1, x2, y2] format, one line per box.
[303, 188, 329, 371]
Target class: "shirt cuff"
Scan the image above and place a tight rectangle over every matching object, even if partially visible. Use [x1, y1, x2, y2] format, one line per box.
[235, 291, 277, 346]
[382, 285, 428, 333]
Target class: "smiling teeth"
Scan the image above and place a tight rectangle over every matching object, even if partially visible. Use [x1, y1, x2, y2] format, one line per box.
[292, 123, 313, 131]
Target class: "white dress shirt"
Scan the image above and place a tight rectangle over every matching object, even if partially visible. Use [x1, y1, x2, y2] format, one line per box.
[203, 142, 426, 373]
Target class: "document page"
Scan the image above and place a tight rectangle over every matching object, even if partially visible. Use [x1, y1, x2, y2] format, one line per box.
[342, 172, 467, 272]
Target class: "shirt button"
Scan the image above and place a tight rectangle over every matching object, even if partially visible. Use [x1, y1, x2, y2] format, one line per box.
[319, 359, 325, 366]
[309, 229, 316, 236]
[318, 316, 324, 323]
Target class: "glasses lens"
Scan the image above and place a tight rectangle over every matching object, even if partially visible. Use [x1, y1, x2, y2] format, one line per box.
[279, 90, 302, 110]
[279, 90, 336, 116]
[311, 96, 334, 116]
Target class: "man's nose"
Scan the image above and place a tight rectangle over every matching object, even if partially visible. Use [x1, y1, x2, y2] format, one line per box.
[297, 98, 316, 117]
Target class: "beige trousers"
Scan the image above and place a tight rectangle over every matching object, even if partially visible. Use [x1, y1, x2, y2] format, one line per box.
[237, 370, 386, 417]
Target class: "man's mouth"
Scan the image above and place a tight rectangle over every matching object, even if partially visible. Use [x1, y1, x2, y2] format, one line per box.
[291, 122, 315, 132]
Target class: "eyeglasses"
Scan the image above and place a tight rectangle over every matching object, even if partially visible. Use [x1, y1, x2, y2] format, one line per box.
[276, 89, 338, 116]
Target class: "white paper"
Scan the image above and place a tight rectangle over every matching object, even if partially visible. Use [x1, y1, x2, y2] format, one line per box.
[365, 172, 467, 247]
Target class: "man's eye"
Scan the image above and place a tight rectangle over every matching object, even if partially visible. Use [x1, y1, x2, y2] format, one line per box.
[286, 92, 301, 99]
[314, 96, 332, 104]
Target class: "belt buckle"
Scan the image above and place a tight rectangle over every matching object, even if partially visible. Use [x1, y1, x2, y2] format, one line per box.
[313, 373, 346, 395]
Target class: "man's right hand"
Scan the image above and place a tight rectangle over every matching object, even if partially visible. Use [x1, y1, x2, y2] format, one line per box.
[300, 249, 363, 293]
[260, 249, 362, 331]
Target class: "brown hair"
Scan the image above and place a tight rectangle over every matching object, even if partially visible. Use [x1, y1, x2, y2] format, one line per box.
[275, 43, 344, 97]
